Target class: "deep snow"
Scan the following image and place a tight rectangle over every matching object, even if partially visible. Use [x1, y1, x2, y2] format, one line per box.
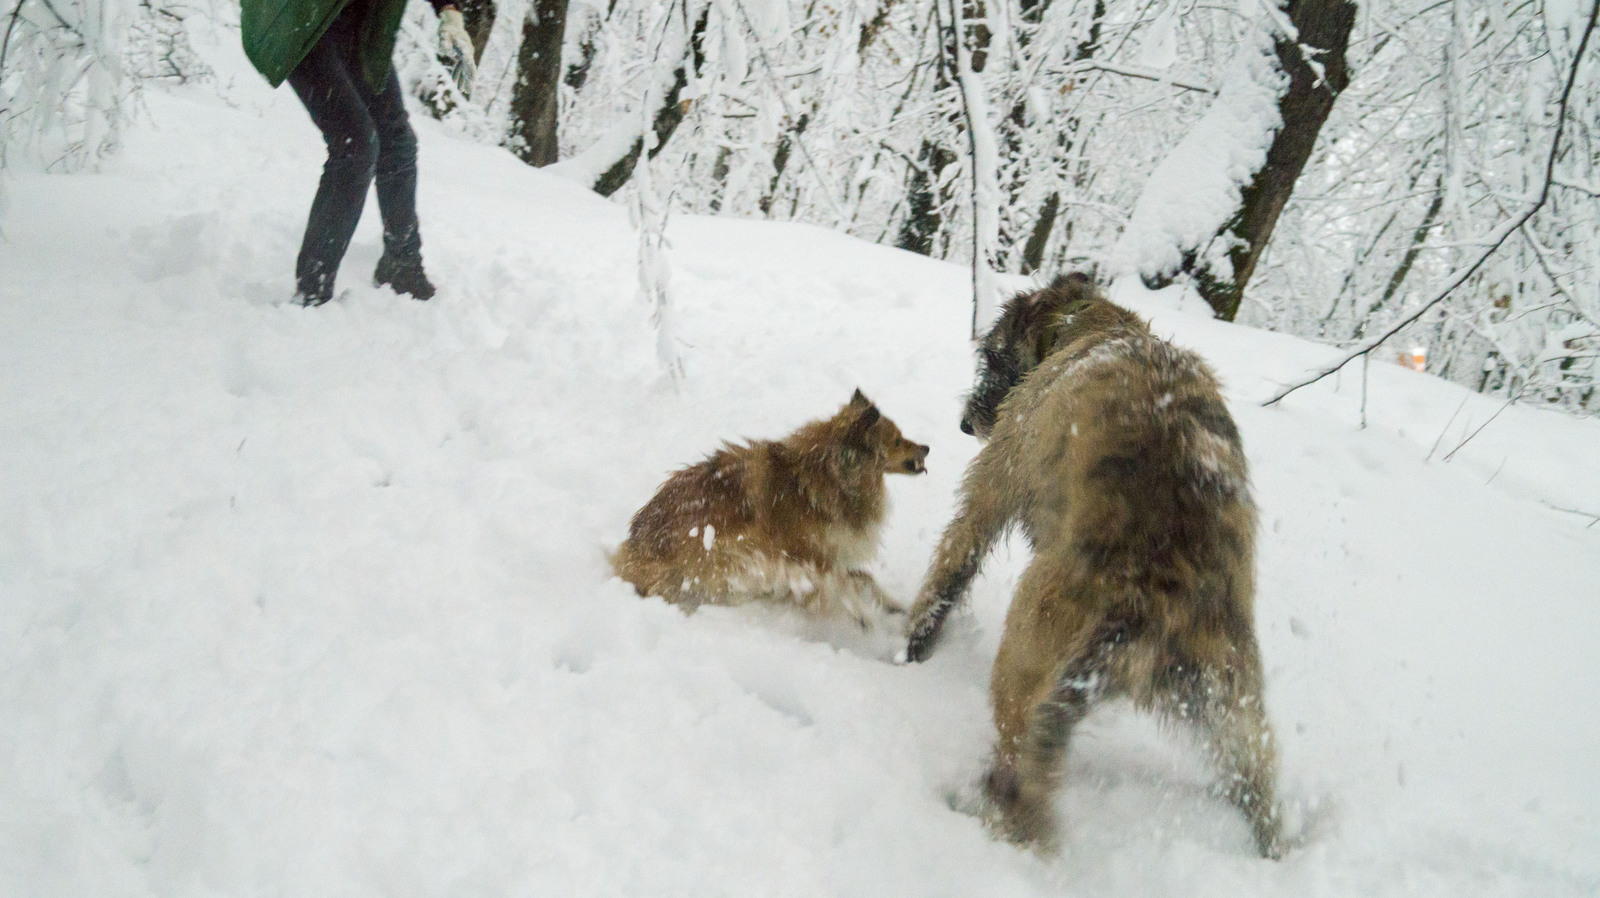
[3, 32, 1600, 898]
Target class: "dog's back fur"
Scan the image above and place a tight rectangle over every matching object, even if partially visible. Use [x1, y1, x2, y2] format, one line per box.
[904, 274, 1281, 858]
[613, 391, 929, 623]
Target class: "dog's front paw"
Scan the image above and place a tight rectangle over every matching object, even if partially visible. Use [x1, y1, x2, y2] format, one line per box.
[902, 629, 937, 663]
[901, 600, 951, 663]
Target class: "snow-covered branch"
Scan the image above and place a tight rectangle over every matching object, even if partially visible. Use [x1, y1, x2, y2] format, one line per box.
[1263, 0, 1600, 407]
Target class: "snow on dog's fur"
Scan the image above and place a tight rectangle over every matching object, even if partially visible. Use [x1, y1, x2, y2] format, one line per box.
[905, 274, 1283, 858]
[612, 390, 929, 625]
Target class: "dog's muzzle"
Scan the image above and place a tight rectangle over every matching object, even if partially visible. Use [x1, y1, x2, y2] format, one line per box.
[904, 444, 930, 474]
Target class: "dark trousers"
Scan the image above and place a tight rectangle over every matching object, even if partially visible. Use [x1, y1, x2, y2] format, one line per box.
[287, 7, 422, 302]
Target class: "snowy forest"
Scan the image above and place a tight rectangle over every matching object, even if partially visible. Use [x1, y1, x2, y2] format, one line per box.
[3, 0, 1598, 411]
[6, 0, 1600, 893]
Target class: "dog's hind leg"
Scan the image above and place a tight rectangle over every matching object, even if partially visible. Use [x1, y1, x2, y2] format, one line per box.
[987, 625, 1126, 852]
[1165, 643, 1283, 859]
[985, 561, 1126, 851]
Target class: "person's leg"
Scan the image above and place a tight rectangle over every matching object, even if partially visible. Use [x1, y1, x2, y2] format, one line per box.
[286, 15, 378, 306]
[353, 63, 434, 299]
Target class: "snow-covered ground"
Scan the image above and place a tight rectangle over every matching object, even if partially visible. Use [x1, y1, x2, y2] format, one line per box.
[4, 37, 1600, 898]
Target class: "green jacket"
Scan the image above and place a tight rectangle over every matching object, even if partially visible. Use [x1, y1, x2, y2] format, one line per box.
[241, 0, 409, 89]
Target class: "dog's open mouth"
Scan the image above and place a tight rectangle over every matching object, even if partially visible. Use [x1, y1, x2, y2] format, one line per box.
[905, 458, 927, 474]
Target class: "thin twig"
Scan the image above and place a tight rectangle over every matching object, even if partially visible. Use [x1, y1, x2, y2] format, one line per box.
[1045, 58, 1217, 95]
[1552, 175, 1600, 198]
[1426, 395, 1470, 462]
[1, 0, 27, 79]
[1516, 220, 1600, 333]
[1483, 455, 1506, 485]
[1542, 502, 1600, 527]
[31, 0, 70, 29]
[1360, 352, 1369, 429]
[1478, 186, 1600, 335]
[1263, 0, 1600, 408]
[1441, 383, 1526, 462]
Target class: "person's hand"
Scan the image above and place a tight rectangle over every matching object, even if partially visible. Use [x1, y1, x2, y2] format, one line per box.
[437, 7, 477, 95]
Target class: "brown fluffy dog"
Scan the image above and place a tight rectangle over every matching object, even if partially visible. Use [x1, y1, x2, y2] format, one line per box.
[613, 390, 930, 624]
[904, 274, 1282, 858]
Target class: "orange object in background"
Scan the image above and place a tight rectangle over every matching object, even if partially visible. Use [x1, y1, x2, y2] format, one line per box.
[1400, 346, 1427, 371]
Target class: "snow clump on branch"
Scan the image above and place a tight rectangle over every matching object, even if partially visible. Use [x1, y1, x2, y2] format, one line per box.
[1108, 21, 1286, 287]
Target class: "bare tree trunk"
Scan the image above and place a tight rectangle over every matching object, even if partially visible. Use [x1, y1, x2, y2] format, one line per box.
[947, 0, 1000, 333]
[858, 0, 900, 59]
[592, 3, 710, 197]
[565, 0, 619, 92]
[896, 12, 959, 257]
[1355, 176, 1446, 339]
[760, 112, 810, 215]
[1020, 192, 1058, 274]
[1015, 0, 1101, 274]
[896, 140, 957, 254]
[962, 0, 991, 73]
[998, 0, 1051, 265]
[1194, 0, 1357, 320]
[895, 0, 991, 258]
[1319, 145, 1440, 334]
[708, 145, 733, 212]
[506, 0, 570, 167]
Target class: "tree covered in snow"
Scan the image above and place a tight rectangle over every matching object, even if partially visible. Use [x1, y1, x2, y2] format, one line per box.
[10, 0, 1599, 412]
[1112, 0, 1357, 323]
[1255, 0, 1600, 410]
[1, 0, 132, 215]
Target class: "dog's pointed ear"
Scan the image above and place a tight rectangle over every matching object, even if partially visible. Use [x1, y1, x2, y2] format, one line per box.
[844, 400, 881, 445]
[849, 388, 871, 409]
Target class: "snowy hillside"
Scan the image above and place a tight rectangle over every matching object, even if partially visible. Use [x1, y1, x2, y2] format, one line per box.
[4, 50, 1600, 898]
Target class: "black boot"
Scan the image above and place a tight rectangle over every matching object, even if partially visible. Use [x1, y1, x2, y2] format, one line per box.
[295, 266, 336, 307]
[374, 254, 436, 301]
